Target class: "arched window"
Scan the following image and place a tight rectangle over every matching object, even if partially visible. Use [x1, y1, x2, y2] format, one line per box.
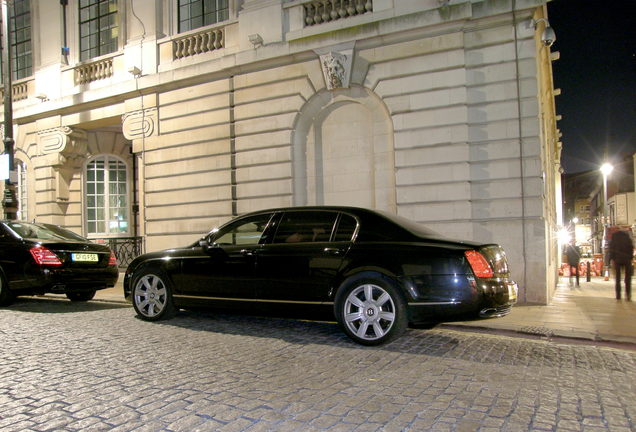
[86, 156, 128, 236]
[16, 159, 28, 221]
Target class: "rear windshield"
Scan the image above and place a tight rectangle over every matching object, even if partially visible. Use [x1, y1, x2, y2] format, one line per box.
[4, 222, 88, 242]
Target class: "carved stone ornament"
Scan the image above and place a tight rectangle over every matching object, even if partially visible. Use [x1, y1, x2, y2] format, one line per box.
[320, 51, 351, 90]
[122, 108, 158, 140]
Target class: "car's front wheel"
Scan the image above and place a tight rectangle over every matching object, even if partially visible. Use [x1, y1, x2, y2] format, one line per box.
[66, 290, 96, 302]
[335, 277, 407, 345]
[132, 269, 176, 321]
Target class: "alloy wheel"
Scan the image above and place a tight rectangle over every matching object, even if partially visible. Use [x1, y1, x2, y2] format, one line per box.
[343, 283, 396, 341]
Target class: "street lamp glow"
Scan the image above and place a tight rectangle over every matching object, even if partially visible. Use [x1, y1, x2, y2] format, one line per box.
[600, 162, 613, 177]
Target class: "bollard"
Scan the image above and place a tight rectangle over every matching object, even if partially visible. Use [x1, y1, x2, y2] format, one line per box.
[586, 261, 591, 282]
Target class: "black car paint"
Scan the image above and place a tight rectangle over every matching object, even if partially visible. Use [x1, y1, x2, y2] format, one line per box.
[0, 222, 118, 297]
[124, 207, 516, 325]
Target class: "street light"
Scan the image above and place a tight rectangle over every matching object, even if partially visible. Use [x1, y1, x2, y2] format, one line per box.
[600, 162, 613, 280]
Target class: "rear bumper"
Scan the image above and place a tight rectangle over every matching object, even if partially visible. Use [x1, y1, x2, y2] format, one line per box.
[22, 267, 119, 293]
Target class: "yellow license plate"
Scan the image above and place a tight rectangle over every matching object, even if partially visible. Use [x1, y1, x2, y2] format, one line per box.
[72, 253, 99, 262]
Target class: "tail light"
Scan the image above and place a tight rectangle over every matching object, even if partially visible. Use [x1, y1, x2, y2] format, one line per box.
[465, 250, 494, 278]
[108, 251, 118, 267]
[30, 246, 63, 266]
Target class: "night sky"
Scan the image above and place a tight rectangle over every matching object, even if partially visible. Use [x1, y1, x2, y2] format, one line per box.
[547, 0, 636, 174]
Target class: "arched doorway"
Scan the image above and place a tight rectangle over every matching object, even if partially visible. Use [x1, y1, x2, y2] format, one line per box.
[292, 85, 396, 212]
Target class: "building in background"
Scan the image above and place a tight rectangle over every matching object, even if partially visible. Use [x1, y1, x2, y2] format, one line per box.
[1, 0, 562, 304]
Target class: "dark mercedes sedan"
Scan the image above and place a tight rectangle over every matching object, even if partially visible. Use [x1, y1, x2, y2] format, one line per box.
[124, 207, 517, 345]
[0, 221, 119, 305]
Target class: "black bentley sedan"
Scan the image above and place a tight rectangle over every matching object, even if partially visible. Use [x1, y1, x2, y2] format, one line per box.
[0, 221, 119, 306]
[124, 207, 517, 345]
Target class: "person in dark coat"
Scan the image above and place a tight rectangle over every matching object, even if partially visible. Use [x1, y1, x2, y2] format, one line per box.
[608, 230, 634, 301]
[565, 242, 580, 287]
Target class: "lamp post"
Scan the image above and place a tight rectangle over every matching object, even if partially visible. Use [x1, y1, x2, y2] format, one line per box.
[600, 162, 613, 280]
[1, 0, 17, 220]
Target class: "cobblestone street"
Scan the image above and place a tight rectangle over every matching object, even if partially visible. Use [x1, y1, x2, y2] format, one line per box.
[1, 297, 635, 431]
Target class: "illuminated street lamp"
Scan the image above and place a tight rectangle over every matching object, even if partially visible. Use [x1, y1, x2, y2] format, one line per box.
[600, 162, 613, 279]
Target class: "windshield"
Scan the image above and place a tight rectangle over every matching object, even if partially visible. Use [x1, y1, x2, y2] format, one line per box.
[5, 222, 88, 242]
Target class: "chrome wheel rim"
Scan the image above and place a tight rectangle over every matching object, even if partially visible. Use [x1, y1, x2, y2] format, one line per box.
[134, 274, 168, 318]
[343, 284, 396, 341]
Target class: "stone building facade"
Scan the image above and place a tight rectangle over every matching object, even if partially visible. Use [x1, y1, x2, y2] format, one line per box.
[2, 0, 561, 304]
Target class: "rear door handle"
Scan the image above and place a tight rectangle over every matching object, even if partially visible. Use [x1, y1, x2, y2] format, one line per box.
[323, 247, 343, 256]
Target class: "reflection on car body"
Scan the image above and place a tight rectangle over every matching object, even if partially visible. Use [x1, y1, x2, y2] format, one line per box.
[124, 206, 518, 345]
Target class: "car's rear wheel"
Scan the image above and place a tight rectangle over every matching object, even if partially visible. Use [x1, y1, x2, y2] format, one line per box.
[66, 290, 96, 302]
[0, 273, 15, 306]
[132, 269, 176, 321]
[335, 277, 407, 345]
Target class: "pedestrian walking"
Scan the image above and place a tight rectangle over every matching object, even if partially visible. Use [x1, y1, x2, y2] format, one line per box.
[565, 242, 580, 287]
[609, 230, 634, 301]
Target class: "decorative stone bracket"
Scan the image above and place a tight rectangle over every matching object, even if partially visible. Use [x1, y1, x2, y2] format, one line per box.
[319, 51, 352, 90]
[122, 108, 158, 140]
[37, 127, 88, 202]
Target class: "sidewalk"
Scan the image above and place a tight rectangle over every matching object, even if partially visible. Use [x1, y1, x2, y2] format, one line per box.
[93, 275, 636, 347]
[442, 277, 636, 347]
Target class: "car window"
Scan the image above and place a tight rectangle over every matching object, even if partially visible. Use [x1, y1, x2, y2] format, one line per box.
[273, 211, 338, 244]
[5, 222, 88, 241]
[212, 214, 272, 246]
[334, 214, 357, 242]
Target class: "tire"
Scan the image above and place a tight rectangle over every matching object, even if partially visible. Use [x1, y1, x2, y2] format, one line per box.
[66, 290, 96, 302]
[335, 276, 408, 346]
[0, 273, 15, 306]
[131, 269, 176, 321]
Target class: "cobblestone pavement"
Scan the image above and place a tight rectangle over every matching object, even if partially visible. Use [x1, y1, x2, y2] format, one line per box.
[1, 297, 635, 432]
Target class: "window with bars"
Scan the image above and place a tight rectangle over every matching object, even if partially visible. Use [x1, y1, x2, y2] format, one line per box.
[0, 0, 32, 81]
[79, 0, 118, 61]
[86, 156, 128, 236]
[178, 0, 229, 33]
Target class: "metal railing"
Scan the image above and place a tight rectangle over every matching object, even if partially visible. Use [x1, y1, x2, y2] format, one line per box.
[94, 236, 144, 269]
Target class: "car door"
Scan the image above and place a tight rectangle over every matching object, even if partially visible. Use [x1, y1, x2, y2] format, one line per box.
[175, 212, 276, 300]
[254, 210, 356, 303]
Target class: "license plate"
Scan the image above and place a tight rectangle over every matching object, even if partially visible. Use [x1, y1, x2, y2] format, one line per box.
[72, 253, 99, 262]
[507, 282, 518, 302]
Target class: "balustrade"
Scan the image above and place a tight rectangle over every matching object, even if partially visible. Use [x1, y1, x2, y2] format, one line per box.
[75, 57, 114, 85]
[304, 0, 373, 26]
[173, 28, 224, 60]
[0, 81, 29, 101]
